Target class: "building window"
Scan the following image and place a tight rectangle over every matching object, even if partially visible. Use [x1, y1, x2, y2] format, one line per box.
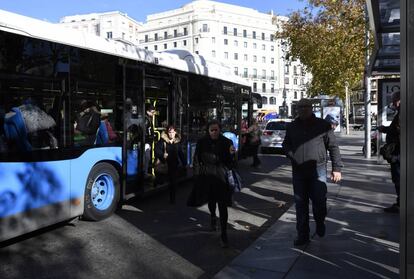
[154, 33, 158, 41]
[174, 42, 177, 48]
[223, 26, 227, 34]
[244, 41, 248, 48]
[154, 45, 158, 51]
[164, 31, 168, 39]
[294, 66, 297, 75]
[145, 34, 149, 42]
[301, 91, 305, 98]
[106, 32, 112, 39]
[262, 32, 265, 40]
[174, 29, 178, 37]
[224, 39, 228, 45]
[294, 91, 298, 99]
[203, 24, 208, 32]
[243, 68, 248, 78]
[244, 54, 248, 61]
[234, 67, 238, 75]
[234, 53, 238, 60]
[195, 38, 199, 44]
[243, 29, 247, 37]
[262, 44, 266, 50]
[234, 40, 238, 46]
[253, 55, 257, 62]
[271, 70, 275, 80]
[253, 43, 257, 49]
[270, 34, 275, 41]
[224, 52, 229, 59]
[262, 56, 266, 63]
[271, 45, 274, 51]
[212, 50, 216, 57]
[144, 46, 148, 50]
[271, 84, 275, 93]
[183, 40, 187, 46]
[301, 78, 304, 85]
[271, 58, 274, 64]
[212, 37, 216, 43]
[195, 51, 199, 54]
[253, 69, 257, 78]
[284, 64, 289, 74]
[184, 27, 188, 35]
[294, 78, 298, 85]
[253, 82, 257, 91]
[233, 28, 237, 36]
[262, 83, 266, 93]
[262, 97, 268, 104]
[284, 77, 289, 84]
[253, 31, 256, 39]
[270, 97, 276, 104]
[262, 70, 266, 79]
[164, 43, 167, 49]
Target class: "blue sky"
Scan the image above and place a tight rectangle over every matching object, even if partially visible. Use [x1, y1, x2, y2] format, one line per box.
[0, 0, 307, 23]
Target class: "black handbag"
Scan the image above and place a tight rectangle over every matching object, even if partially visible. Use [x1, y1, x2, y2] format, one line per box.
[380, 142, 397, 163]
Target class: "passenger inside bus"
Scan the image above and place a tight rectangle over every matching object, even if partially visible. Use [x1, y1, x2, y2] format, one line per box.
[3, 99, 57, 152]
[144, 103, 156, 178]
[74, 100, 101, 146]
[101, 113, 118, 143]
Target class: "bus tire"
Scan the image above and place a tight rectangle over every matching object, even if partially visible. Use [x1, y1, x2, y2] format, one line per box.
[83, 162, 120, 221]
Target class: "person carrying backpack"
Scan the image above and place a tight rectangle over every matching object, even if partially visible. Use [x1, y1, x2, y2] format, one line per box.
[76, 100, 100, 146]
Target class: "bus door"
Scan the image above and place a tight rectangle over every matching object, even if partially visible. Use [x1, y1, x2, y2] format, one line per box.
[144, 73, 172, 185]
[124, 64, 145, 195]
[173, 75, 190, 174]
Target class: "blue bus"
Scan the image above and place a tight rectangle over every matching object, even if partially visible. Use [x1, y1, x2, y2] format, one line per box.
[0, 10, 254, 242]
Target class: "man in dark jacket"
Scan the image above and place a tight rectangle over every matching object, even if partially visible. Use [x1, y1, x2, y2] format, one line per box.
[378, 91, 400, 213]
[283, 98, 342, 246]
[143, 103, 156, 178]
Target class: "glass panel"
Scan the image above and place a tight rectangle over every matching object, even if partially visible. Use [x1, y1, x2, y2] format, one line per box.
[265, 122, 287, 131]
[379, 0, 400, 28]
[381, 32, 400, 46]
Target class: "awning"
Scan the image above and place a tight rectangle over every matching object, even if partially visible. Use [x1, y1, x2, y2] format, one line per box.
[366, 0, 400, 76]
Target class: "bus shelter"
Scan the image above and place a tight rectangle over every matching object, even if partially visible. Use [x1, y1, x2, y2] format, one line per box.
[367, 0, 414, 278]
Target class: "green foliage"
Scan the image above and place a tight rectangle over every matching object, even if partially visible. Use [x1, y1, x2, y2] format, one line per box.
[276, 0, 369, 98]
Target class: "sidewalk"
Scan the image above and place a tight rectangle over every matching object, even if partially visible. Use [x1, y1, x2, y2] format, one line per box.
[215, 131, 400, 279]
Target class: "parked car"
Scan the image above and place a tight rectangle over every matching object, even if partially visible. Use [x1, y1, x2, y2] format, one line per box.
[260, 119, 292, 153]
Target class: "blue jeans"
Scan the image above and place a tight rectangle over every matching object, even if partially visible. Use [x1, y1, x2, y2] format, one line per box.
[292, 165, 327, 239]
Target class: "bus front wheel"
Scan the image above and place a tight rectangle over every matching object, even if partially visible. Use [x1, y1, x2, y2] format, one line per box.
[83, 162, 120, 221]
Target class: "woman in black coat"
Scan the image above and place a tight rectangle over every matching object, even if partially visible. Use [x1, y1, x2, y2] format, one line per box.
[190, 120, 235, 247]
[155, 125, 186, 204]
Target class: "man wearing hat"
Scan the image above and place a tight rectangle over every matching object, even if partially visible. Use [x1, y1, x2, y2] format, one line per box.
[283, 98, 343, 246]
[378, 90, 400, 213]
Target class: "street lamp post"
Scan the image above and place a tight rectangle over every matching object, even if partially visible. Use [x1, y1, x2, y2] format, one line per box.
[345, 81, 350, 135]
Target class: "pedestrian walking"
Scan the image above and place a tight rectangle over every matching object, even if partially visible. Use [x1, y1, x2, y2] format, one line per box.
[155, 125, 186, 204]
[187, 120, 236, 248]
[282, 98, 343, 246]
[246, 118, 261, 167]
[378, 91, 400, 213]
